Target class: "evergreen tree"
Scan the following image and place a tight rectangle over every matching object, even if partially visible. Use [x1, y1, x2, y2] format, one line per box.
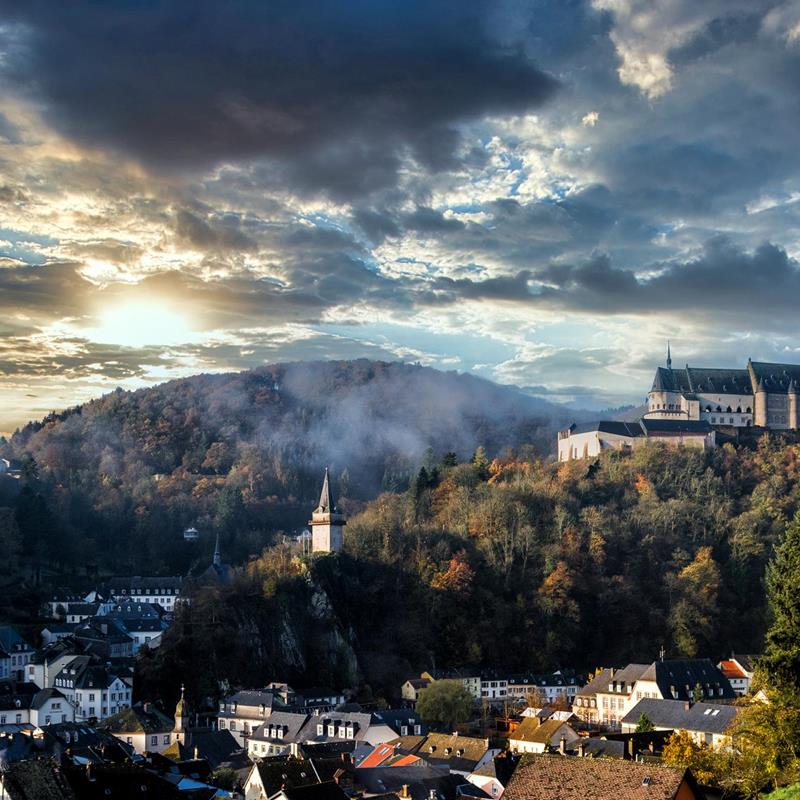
[761, 510, 800, 699]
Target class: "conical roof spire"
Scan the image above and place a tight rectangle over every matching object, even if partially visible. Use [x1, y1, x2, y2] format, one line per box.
[213, 533, 221, 568]
[317, 467, 335, 513]
[666, 341, 672, 370]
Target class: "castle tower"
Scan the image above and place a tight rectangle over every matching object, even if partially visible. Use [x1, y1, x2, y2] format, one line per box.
[309, 468, 346, 553]
[173, 684, 187, 744]
[789, 380, 798, 431]
[755, 377, 768, 428]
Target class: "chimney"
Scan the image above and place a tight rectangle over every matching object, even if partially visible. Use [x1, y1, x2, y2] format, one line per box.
[400, 786, 410, 799]
[194, 746, 199, 760]
[627, 738, 635, 759]
[684, 701, 691, 711]
[143, 702, 153, 714]
[290, 742, 300, 758]
[577, 740, 586, 758]
[559, 735, 567, 755]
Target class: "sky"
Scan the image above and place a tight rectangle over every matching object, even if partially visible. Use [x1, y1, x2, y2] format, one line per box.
[3, 1, 800, 432]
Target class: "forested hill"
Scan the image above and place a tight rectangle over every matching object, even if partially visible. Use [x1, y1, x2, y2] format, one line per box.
[0, 360, 586, 575]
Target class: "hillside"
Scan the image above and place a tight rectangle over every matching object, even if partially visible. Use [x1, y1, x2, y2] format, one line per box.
[138, 436, 796, 706]
[0, 360, 588, 576]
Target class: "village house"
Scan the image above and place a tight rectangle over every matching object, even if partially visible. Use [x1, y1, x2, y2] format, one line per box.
[717, 655, 757, 696]
[100, 691, 187, 754]
[465, 752, 519, 800]
[52, 656, 132, 721]
[296, 710, 402, 747]
[401, 678, 431, 705]
[505, 672, 582, 706]
[414, 732, 500, 775]
[621, 698, 739, 748]
[587, 664, 650, 729]
[218, 688, 290, 745]
[503, 754, 701, 800]
[0, 684, 74, 730]
[106, 576, 183, 611]
[39, 624, 77, 647]
[573, 659, 733, 729]
[0, 627, 35, 683]
[421, 670, 482, 700]
[508, 718, 579, 755]
[246, 711, 309, 759]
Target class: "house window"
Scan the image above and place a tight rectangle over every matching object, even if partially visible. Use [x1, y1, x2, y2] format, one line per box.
[127, 737, 133, 745]
[151, 736, 157, 746]
[230, 722, 236, 731]
[163, 735, 170, 744]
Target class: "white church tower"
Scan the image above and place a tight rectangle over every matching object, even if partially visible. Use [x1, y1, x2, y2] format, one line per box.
[309, 468, 346, 553]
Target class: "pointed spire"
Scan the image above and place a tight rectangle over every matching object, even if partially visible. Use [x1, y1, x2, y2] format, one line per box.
[789, 378, 797, 394]
[666, 341, 672, 370]
[213, 533, 221, 568]
[317, 467, 335, 513]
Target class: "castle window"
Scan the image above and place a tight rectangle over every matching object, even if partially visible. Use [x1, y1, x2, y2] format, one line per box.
[716, 406, 722, 412]
[711, 417, 716, 423]
[746, 407, 752, 414]
[705, 405, 711, 412]
[726, 406, 732, 413]
[736, 406, 741, 413]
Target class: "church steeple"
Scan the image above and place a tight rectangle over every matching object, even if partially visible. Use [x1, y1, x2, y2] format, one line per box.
[666, 341, 672, 370]
[173, 684, 187, 743]
[309, 468, 346, 554]
[213, 533, 221, 568]
[316, 467, 335, 513]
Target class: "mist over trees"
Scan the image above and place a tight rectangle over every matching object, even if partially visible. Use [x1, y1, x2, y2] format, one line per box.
[0, 360, 578, 575]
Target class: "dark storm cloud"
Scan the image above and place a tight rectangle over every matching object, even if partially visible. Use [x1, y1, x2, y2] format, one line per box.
[174, 209, 257, 252]
[1, 0, 557, 197]
[429, 237, 800, 328]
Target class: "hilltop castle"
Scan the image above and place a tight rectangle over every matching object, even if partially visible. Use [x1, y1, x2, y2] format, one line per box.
[646, 345, 800, 429]
[558, 349, 800, 461]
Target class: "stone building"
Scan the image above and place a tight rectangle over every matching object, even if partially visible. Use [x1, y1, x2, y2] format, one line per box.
[646, 347, 800, 430]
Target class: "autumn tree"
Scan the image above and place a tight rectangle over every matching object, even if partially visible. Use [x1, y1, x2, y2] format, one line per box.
[669, 546, 721, 657]
[416, 680, 474, 730]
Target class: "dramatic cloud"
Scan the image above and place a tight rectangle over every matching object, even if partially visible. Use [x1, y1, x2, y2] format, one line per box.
[4, 0, 800, 430]
[0, 1, 556, 197]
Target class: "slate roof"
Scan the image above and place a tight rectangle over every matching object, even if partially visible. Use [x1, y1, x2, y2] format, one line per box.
[0, 757, 76, 799]
[651, 367, 751, 395]
[373, 709, 427, 736]
[504, 755, 692, 800]
[99, 703, 174, 735]
[106, 576, 183, 592]
[250, 711, 309, 743]
[575, 668, 614, 698]
[412, 733, 492, 773]
[731, 654, 758, 674]
[356, 765, 469, 800]
[638, 419, 712, 435]
[592, 664, 650, 696]
[637, 659, 734, 702]
[251, 758, 321, 796]
[276, 781, 351, 800]
[0, 627, 32, 654]
[297, 712, 373, 743]
[749, 362, 800, 393]
[163, 728, 243, 770]
[566, 738, 625, 759]
[567, 421, 643, 437]
[621, 699, 738, 735]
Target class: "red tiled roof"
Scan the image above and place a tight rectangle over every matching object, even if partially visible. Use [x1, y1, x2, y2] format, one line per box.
[360, 744, 396, 768]
[718, 660, 746, 680]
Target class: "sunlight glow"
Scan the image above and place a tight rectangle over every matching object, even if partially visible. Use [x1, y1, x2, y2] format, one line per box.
[85, 302, 193, 348]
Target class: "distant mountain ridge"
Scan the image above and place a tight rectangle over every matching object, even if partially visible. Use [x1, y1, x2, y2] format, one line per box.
[1, 360, 593, 572]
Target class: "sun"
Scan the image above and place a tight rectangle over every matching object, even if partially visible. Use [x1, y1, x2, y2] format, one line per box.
[85, 302, 193, 348]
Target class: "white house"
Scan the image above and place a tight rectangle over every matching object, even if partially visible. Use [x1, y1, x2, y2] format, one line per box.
[246, 711, 309, 759]
[508, 718, 579, 754]
[53, 657, 132, 721]
[0, 686, 74, 730]
[0, 627, 35, 682]
[718, 656, 757, 696]
[621, 699, 739, 748]
[506, 672, 581, 705]
[106, 576, 183, 612]
[100, 698, 184, 755]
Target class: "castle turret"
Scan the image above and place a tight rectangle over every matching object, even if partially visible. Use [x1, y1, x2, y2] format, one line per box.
[789, 379, 798, 431]
[666, 341, 672, 370]
[309, 468, 346, 553]
[755, 376, 768, 428]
